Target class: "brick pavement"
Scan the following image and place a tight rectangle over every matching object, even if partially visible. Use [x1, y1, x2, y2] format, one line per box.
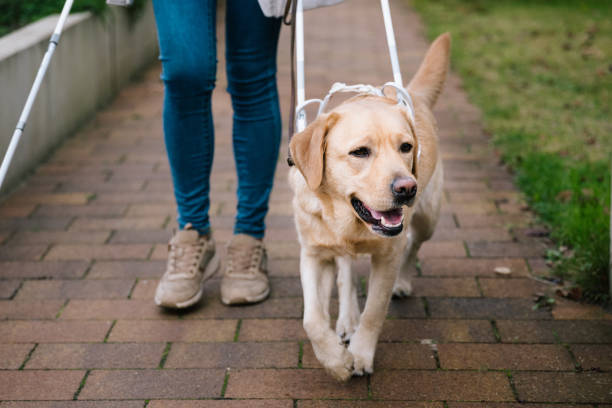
[0, 0, 611, 406]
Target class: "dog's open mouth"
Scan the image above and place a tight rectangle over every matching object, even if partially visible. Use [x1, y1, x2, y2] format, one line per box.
[351, 197, 404, 237]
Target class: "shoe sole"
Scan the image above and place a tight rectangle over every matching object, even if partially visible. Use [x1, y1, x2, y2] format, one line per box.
[155, 251, 221, 309]
[221, 285, 270, 306]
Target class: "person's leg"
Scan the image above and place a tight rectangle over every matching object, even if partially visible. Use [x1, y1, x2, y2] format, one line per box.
[225, 0, 282, 239]
[152, 0, 220, 309]
[152, 0, 217, 235]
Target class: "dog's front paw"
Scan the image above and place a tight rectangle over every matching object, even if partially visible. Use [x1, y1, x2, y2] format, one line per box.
[324, 346, 355, 382]
[311, 337, 355, 381]
[336, 313, 359, 343]
[392, 276, 413, 298]
[347, 334, 375, 375]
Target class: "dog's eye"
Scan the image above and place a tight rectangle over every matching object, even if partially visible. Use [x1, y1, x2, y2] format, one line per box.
[400, 142, 413, 153]
[349, 147, 371, 158]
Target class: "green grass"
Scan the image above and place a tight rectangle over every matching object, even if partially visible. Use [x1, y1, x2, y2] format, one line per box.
[0, 0, 148, 37]
[411, 0, 611, 302]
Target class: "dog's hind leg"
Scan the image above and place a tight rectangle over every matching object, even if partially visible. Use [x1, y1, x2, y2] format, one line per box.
[393, 231, 418, 297]
[335, 256, 359, 343]
[301, 250, 354, 381]
[394, 163, 443, 297]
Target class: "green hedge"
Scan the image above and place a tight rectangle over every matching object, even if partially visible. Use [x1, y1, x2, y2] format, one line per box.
[0, 0, 147, 37]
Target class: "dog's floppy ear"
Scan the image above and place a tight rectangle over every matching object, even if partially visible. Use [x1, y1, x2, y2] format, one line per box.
[408, 33, 451, 109]
[289, 112, 339, 191]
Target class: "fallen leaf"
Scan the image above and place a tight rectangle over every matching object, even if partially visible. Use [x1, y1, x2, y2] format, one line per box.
[556, 190, 572, 202]
[494, 266, 512, 276]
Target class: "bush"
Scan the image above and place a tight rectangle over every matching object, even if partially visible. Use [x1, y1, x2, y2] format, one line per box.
[0, 0, 147, 37]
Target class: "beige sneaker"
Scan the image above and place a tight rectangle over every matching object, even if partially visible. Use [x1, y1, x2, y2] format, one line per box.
[154, 223, 220, 309]
[221, 234, 270, 305]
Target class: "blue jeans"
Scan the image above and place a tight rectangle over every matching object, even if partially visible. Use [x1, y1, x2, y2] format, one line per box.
[152, 0, 282, 238]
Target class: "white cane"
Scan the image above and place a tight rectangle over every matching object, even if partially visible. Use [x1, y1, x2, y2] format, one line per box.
[0, 0, 75, 190]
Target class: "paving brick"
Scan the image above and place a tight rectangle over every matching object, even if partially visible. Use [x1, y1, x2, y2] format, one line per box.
[0, 320, 112, 343]
[225, 369, 367, 399]
[149, 401, 293, 408]
[129, 278, 160, 299]
[0, 204, 36, 217]
[514, 372, 612, 403]
[571, 345, 612, 371]
[268, 277, 303, 298]
[45, 244, 151, 260]
[0, 245, 48, 261]
[5, 192, 92, 205]
[447, 403, 587, 408]
[0, 300, 65, 319]
[0, 261, 89, 278]
[125, 203, 176, 216]
[0, 343, 34, 368]
[479, 278, 551, 298]
[302, 342, 436, 369]
[299, 402, 442, 408]
[552, 320, 612, 343]
[184, 296, 303, 319]
[496, 320, 557, 344]
[412, 277, 480, 297]
[380, 319, 496, 343]
[15, 279, 133, 300]
[387, 296, 428, 318]
[60, 299, 175, 320]
[87, 260, 166, 278]
[108, 319, 237, 342]
[432, 227, 512, 242]
[79, 369, 225, 399]
[552, 300, 612, 320]
[371, 370, 514, 401]
[448, 402, 591, 408]
[70, 217, 165, 230]
[0, 402, 143, 408]
[0, 280, 21, 299]
[165, 342, 298, 368]
[109, 229, 171, 244]
[26, 343, 165, 369]
[239, 319, 306, 341]
[428, 298, 552, 319]
[33, 204, 128, 217]
[468, 241, 546, 258]
[0, 217, 72, 231]
[419, 241, 467, 258]
[444, 202, 498, 215]
[0, 370, 85, 400]
[457, 214, 532, 228]
[438, 344, 574, 370]
[421, 258, 529, 277]
[10, 230, 112, 245]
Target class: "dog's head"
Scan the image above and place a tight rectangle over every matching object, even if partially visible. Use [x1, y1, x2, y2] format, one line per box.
[290, 33, 450, 238]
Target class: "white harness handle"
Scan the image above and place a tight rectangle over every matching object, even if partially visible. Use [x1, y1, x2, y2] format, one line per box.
[294, 0, 415, 132]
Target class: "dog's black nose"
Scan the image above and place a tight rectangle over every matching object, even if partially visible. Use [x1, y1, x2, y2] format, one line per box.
[391, 177, 417, 202]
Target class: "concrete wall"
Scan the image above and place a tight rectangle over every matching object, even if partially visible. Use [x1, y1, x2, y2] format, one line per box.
[0, 2, 158, 194]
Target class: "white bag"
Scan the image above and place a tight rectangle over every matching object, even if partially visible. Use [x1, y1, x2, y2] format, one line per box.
[258, 0, 344, 18]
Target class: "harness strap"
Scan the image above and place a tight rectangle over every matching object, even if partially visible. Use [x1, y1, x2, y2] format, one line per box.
[284, 0, 297, 166]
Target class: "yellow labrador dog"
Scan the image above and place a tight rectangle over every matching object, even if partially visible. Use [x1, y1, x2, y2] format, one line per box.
[288, 33, 450, 381]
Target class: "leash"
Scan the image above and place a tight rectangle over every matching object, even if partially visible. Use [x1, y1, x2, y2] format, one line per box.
[286, 0, 416, 167]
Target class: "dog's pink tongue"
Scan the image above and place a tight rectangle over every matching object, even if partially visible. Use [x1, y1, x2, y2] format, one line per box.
[369, 208, 384, 220]
[381, 209, 403, 225]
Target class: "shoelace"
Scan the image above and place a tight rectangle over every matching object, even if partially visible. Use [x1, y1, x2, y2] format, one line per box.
[226, 243, 263, 276]
[167, 239, 205, 278]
